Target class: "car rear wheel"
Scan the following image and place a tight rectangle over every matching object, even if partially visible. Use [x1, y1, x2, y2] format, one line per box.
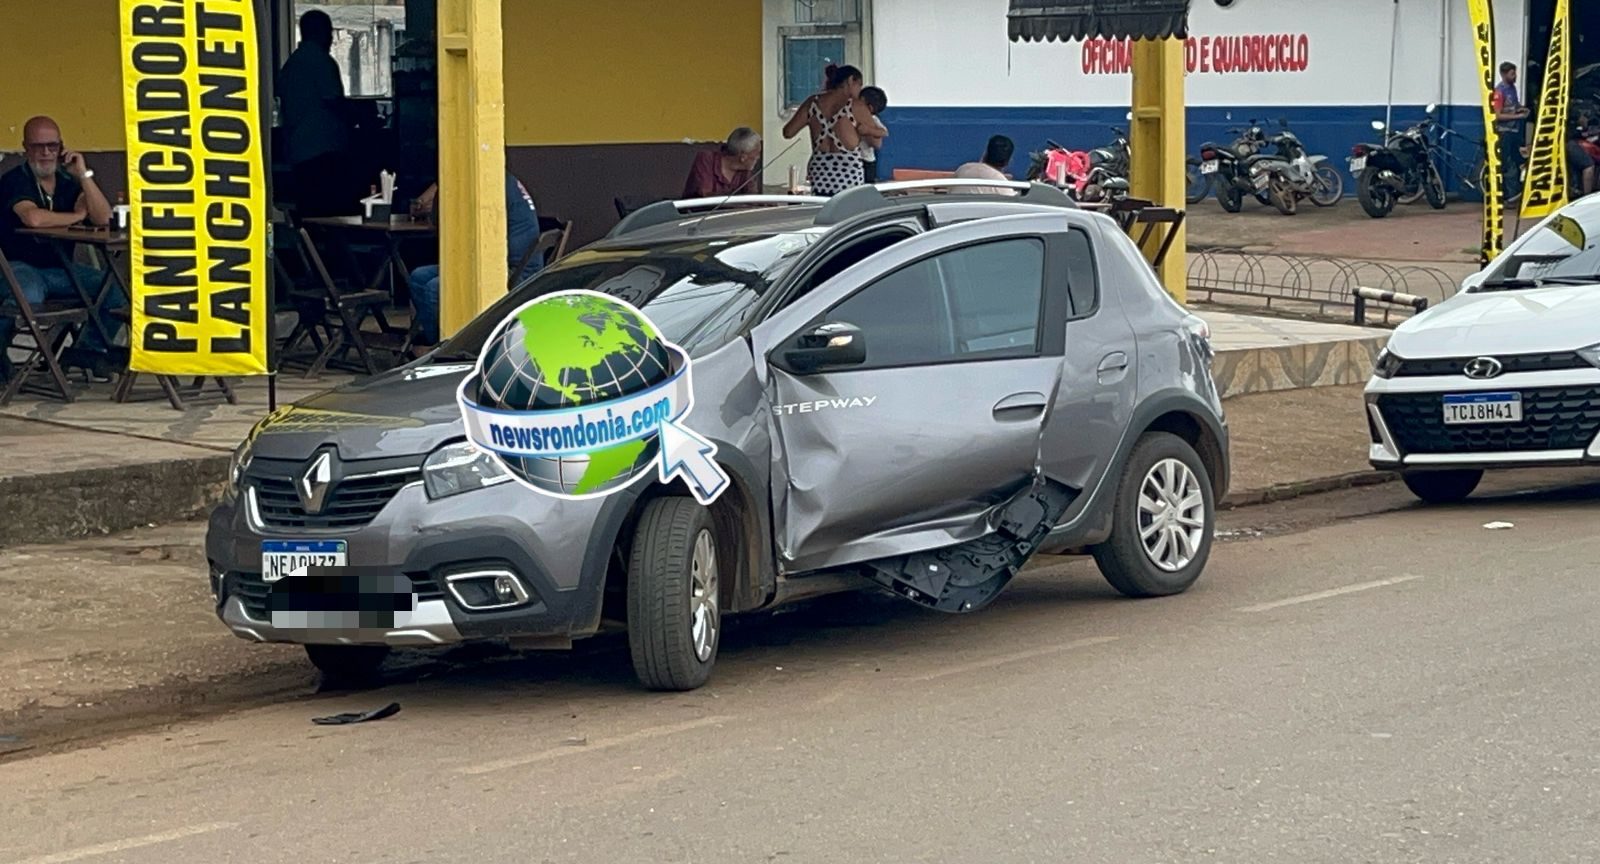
[1093, 432, 1216, 598]
[627, 497, 722, 692]
[304, 644, 389, 688]
[1401, 469, 1483, 504]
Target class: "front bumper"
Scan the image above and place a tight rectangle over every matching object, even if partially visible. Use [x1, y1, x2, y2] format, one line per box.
[1365, 373, 1600, 470]
[205, 475, 615, 648]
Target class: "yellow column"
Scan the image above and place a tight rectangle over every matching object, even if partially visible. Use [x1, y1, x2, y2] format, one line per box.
[1129, 36, 1187, 303]
[436, 0, 507, 339]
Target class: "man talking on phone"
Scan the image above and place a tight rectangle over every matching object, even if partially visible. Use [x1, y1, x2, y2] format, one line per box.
[0, 115, 125, 381]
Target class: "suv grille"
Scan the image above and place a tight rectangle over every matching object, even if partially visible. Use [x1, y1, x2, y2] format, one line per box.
[1376, 386, 1600, 454]
[249, 465, 422, 530]
[1393, 352, 1591, 378]
[230, 572, 444, 621]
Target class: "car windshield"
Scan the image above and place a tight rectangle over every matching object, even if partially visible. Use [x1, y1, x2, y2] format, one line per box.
[1475, 195, 1600, 290]
[434, 231, 816, 360]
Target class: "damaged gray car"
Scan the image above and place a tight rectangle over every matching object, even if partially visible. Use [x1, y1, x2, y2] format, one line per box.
[206, 180, 1230, 691]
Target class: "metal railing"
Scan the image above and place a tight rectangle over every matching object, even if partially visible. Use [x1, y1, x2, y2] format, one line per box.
[1187, 247, 1468, 327]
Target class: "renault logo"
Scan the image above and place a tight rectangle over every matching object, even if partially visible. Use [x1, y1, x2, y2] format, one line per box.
[1463, 357, 1504, 380]
[298, 451, 333, 514]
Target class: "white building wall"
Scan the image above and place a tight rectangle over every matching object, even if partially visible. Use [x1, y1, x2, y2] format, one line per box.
[871, 0, 1527, 111]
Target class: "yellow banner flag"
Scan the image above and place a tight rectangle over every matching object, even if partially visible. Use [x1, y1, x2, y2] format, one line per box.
[1465, 0, 1503, 266]
[119, 0, 271, 376]
[1520, 0, 1570, 219]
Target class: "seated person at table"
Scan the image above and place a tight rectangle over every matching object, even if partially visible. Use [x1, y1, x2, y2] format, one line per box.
[0, 116, 126, 380]
[682, 127, 762, 199]
[406, 170, 542, 355]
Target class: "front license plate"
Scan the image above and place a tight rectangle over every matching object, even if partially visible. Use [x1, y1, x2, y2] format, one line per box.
[261, 540, 347, 584]
[1350, 155, 1367, 173]
[1442, 392, 1522, 425]
[1200, 159, 1219, 175]
[1253, 171, 1272, 189]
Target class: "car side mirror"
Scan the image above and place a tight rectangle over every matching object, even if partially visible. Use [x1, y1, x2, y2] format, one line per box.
[776, 321, 867, 374]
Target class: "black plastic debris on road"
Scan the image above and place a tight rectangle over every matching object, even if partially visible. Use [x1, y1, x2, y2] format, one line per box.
[311, 702, 402, 726]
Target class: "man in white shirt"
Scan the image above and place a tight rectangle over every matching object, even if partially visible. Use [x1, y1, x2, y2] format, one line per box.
[954, 135, 1018, 195]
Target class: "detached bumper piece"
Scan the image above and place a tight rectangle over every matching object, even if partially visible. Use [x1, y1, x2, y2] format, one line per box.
[864, 480, 1076, 614]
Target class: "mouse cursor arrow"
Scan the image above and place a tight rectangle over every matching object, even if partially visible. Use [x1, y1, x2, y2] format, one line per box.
[657, 418, 730, 505]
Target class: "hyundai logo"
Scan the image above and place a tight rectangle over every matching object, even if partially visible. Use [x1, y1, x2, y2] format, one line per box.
[298, 451, 333, 514]
[1463, 357, 1504, 380]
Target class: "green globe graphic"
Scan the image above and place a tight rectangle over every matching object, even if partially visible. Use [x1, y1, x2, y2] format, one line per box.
[471, 292, 673, 496]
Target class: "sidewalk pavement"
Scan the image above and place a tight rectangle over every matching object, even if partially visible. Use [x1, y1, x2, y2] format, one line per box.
[0, 383, 1389, 755]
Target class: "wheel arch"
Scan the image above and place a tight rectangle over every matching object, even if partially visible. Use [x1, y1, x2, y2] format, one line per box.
[580, 454, 775, 636]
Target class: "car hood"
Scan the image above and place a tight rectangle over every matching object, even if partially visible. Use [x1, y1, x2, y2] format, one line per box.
[245, 363, 475, 462]
[1389, 282, 1600, 357]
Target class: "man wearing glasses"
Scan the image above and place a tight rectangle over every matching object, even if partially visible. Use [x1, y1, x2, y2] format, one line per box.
[0, 116, 124, 381]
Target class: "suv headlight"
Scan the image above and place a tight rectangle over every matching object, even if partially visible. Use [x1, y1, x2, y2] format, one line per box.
[1579, 343, 1600, 369]
[423, 441, 512, 500]
[1372, 347, 1403, 379]
[225, 438, 253, 498]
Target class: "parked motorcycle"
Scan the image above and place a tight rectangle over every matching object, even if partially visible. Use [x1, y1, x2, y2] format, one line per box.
[1197, 122, 1275, 213]
[1349, 104, 1447, 218]
[1250, 118, 1343, 212]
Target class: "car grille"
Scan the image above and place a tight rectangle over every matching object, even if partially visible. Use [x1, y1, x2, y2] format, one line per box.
[250, 467, 422, 530]
[1393, 352, 1591, 378]
[1376, 386, 1600, 454]
[229, 572, 445, 621]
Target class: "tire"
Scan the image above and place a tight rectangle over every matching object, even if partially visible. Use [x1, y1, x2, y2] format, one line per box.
[1424, 163, 1447, 209]
[1219, 185, 1243, 213]
[1092, 432, 1216, 599]
[627, 497, 723, 692]
[1185, 162, 1211, 203]
[1401, 469, 1483, 504]
[304, 644, 389, 688]
[1357, 169, 1394, 218]
[1310, 164, 1343, 206]
[1269, 175, 1297, 215]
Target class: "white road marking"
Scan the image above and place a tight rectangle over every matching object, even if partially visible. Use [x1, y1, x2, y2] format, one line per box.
[1236, 575, 1425, 613]
[456, 715, 735, 776]
[6, 822, 237, 864]
[906, 636, 1121, 682]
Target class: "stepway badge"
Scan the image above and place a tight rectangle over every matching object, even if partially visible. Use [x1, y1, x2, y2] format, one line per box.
[456, 289, 730, 505]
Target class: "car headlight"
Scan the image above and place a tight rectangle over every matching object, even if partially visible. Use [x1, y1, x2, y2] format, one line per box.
[423, 441, 512, 500]
[1371, 347, 1403, 379]
[226, 438, 253, 498]
[1580, 344, 1600, 369]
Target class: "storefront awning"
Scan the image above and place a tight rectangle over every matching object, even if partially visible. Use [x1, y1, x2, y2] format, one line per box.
[1007, 0, 1191, 42]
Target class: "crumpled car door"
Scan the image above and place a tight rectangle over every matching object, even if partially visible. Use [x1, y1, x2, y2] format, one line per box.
[750, 218, 1076, 613]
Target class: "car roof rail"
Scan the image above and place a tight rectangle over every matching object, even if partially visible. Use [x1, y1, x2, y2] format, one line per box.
[606, 194, 829, 239]
[813, 180, 1077, 226]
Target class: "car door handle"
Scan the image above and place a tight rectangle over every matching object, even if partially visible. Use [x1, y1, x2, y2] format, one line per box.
[1098, 352, 1129, 373]
[993, 391, 1048, 419]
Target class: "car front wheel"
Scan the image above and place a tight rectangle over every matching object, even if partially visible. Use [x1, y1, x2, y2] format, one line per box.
[1401, 469, 1483, 504]
[1093, 432, 1216, 598]
[627, 497, 723, 691]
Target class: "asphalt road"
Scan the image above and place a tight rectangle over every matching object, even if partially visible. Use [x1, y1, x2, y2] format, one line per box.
[3, 473, 1599, 864]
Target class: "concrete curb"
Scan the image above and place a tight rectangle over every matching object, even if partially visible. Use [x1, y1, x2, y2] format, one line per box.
[1220, 469, 1399, 510]
[0, 457, 228, 548]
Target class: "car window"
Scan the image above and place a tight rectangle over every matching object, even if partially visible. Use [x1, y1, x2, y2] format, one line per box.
[1062, 228, 1099, 318]
[823, 237, 1045, 369]
[939, 238, 1045, 355]
[1474, 194, 1600, 287]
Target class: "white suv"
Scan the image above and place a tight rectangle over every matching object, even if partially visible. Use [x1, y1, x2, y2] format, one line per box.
[1365, 193, 1600, 503]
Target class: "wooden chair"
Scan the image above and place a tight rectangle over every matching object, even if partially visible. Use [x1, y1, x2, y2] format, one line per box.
[294, 226, 407, 377]
[0, 247, 89, 405]
[508, 228, 567, 291]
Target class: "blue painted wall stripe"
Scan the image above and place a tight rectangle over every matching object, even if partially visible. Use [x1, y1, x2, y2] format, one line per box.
[874, 103, 1498, 197]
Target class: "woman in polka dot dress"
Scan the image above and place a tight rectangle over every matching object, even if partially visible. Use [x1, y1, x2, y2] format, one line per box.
[783, 65, 874, 196]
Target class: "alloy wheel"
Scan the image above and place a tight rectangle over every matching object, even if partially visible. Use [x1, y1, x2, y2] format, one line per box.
[690, 528, 720, 662]
[1138, 458, 1207, 572]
